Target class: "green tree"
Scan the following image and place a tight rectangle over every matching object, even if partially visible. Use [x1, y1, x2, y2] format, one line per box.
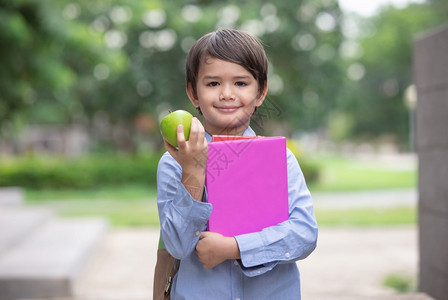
[1, 0, 346, 153]
[333, 1, 446, 148]
[0, 0, 78, 127]
[0, 0, 125, 137]
[84, 0, 345, 144]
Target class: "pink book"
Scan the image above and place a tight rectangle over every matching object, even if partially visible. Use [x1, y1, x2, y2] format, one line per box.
[205, 136, 289, 237]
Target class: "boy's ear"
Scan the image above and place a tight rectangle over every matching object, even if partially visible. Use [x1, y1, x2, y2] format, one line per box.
[256, 82, 268, 107]
[186, 83, 199, 108]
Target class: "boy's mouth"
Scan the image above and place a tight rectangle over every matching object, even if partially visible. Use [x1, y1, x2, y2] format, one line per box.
[216, 106, 240, 113]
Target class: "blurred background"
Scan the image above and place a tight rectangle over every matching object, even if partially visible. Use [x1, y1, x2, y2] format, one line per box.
[0, 0, 447, 299]
[1, 0, 446, 157]
[1, 0, 446, 193]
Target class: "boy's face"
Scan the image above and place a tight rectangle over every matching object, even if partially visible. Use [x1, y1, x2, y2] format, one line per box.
[187, 57, 267, 136]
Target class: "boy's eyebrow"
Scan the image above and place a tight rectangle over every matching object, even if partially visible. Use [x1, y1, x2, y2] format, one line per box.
[202, 75, 219, 80]
[201, 75, 252, 80]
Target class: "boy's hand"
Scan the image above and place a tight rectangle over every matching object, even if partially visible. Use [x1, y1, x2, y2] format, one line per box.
[164, 117, 208, 201]
[196, 232, 240, 269]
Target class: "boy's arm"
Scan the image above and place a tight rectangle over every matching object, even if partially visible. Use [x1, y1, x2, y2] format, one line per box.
[158, 117, 212, 259]
[195, 150, 317, 272]
[164, 117, 208, 201]
[157, 153, 212, 259]
[195, 232, 241, 269]
[234, 150, 318, 275]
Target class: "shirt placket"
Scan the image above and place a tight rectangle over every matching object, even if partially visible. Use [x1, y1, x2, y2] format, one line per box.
[230, 259, 243, 300]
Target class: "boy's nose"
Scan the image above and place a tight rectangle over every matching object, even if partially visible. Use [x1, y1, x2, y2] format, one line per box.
[219, 85, 235, 100]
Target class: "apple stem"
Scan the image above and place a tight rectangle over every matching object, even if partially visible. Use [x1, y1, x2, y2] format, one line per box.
[168, 109, 172, 113]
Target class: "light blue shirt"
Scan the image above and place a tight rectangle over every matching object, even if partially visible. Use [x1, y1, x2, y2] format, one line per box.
[157, 127, 318, 300]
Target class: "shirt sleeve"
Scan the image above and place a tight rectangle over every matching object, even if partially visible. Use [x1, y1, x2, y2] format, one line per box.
[234, 149, 318, 277]
[157, 152, 213, 260]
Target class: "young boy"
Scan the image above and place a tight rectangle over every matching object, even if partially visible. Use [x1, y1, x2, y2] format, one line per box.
[157, 29, 318, 299]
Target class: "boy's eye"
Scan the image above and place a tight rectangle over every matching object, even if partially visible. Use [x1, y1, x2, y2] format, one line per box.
[235, 81, 247, 87]
[207, 82, 219, 87]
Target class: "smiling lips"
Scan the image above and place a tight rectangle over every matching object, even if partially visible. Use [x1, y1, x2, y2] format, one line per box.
[215, 106, 240, 113]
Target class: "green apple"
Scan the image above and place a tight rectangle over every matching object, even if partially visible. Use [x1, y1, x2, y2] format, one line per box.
[160, 110, 194, 147]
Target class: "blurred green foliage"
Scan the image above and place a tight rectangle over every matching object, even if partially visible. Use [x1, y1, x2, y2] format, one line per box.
[0, 152, 318, 189]
[0, 0, 447, 153]
[334, 2, 447, 146]
[0, 153, 160, 189]
[382, 272, 415, 293]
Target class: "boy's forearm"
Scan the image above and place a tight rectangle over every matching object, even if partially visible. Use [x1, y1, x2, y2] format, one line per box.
[196, 232, 241, 268]
[182, 169, 205, 201]
[224, 237, 241, 260]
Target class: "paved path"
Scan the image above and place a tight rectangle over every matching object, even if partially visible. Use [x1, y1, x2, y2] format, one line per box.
[20, 188, 424, 300]
[71, 225, 425, 300]
[299, 226, 419, 299]
[69, 188, 427, 300]
[74, 228, 159, 300]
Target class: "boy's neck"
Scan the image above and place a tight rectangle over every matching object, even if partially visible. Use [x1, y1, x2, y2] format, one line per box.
[205, 125, 248, 137]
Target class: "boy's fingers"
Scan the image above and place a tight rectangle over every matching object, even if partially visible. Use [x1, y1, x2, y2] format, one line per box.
[188, 118, 199, 142]
[177, 124, 186, 148]
[197, 119, 205, 142]
[190, 118, 207, 148]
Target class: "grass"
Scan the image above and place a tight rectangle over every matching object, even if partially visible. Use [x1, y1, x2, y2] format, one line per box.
[28, 198, 160, 227]
[382, 273, 416, 293]
[24, 154, 418, 228]
[26, 184, 159, 227]
[27, 197, 417, 228]
[25, 184, 157, 201]
[306, 155, 417, 192]
[315, 207, 417, 227]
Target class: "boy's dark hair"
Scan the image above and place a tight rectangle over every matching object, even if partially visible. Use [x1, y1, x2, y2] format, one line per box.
[186, 29, 268, 99]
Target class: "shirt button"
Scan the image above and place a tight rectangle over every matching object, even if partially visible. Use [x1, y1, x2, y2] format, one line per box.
[235, 298, 241, 300]
[195, 231, 200, 236]
[234, 260, 239, 266]
[285, 252, 291, 258]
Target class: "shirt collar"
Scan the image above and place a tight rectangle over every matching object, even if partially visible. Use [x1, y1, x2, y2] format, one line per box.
[205, 126, 256, 142]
